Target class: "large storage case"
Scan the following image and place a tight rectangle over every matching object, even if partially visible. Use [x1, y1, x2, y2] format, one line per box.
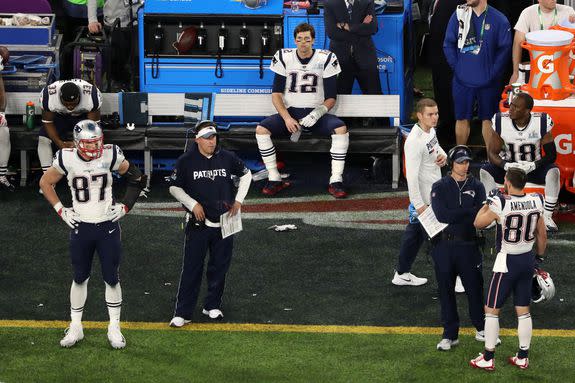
[0, 13, 56, 45]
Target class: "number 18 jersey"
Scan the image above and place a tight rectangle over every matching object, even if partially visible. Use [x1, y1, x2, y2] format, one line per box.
[489, 193, 544, 255]
[52, 145, 125, 223]
[270, 48, 341, 108]
[492, 112, 553, 162]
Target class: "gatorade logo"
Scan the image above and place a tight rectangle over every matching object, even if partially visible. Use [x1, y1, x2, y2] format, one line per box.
[537, 54, 555, 74]
[555, 133, 574, 154]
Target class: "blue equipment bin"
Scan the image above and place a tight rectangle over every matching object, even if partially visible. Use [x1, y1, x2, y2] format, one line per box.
[0, 14, 56, 45]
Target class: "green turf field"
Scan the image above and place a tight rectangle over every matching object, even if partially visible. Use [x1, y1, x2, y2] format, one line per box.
[1, 183, 574, 382]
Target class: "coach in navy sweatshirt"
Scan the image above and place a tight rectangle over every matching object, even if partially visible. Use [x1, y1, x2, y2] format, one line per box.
[443, 0, 511, 148]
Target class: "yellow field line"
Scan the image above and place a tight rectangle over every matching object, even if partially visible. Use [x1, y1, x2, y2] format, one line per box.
[0, 320, 574, 337]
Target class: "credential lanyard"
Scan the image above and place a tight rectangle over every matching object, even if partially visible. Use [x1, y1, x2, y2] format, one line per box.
[538, 6, 558, 30]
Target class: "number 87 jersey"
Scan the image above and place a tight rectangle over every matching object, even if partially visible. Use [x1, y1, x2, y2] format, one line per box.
[52, 144, 125, 223]
[488, 192, 545, 255]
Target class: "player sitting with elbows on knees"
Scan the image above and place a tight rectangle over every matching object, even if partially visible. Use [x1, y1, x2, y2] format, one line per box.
[255, 22, 349, 198]
[479, 92, 560, 232]
[39, 120, 146, 349]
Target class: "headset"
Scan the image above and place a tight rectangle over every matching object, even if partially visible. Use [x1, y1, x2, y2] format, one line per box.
[447, 145, 473, 167]
[184, 120, 219, 152]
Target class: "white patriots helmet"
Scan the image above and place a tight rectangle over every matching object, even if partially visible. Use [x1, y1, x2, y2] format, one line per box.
[73, 119, 104, 159]
[532, 268, 556, 303]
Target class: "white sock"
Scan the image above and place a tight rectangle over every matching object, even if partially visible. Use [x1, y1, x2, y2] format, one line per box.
[0, 125, 10, 176]
[484, 313, 500, 350]
[329, 133, 349, 184]
[256, 133, 281, 181]
[517, 313, 532, 352]
[479, 168, 497, 194]
[544, 168, 560, 216]
[105, 282, 122, 325]
[38, 136, 53, 173]
[70, 279, 89, 325]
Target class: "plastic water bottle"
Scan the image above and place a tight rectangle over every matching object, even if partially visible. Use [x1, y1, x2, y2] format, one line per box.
[26, 101, 35, 130]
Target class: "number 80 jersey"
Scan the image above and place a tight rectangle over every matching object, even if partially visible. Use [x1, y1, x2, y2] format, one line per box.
[52, 145, 125, 223]
[488, 193, 544, 255]
[270, 48, 341, 108]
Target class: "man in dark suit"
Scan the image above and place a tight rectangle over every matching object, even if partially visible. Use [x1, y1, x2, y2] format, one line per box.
[324, 0, 382, 94]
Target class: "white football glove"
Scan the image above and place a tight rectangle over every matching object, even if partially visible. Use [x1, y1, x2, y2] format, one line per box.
[107, 203, 128, 222]
[518, 161, 536, 174]
[0, 112, 6, 127]
[54, 202, 80, 229]
[299, 105, 328, 128]
[503, 161, 521, 171]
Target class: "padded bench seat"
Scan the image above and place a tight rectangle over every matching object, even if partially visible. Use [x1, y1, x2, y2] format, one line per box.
[145, 125, 399, 154]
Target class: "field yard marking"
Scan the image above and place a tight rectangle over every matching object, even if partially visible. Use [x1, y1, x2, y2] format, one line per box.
[1, 320, 574, 337]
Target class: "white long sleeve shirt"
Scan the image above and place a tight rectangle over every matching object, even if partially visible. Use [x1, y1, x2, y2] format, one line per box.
[404, 124, 446, 209]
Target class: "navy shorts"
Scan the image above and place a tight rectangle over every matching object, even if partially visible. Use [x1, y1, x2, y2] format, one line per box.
[259, 107, 345, 137]
[485, 252, 534, 309]
[482, 162, 557, 185]
[69, 220, 122, 285]
[452, 77, 500, 121]
[39, 113, 86, 139]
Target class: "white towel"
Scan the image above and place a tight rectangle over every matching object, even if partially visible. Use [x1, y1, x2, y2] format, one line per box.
[456, 5, 473, 50]
[492, 251, 508, 273]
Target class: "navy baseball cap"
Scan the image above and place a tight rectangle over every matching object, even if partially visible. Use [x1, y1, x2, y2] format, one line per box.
[449, 145, 472, 164]
[60, 82, 81, 103]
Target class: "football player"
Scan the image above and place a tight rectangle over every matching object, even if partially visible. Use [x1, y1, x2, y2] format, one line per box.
[255, 22, 349, 198]
[39, 120, 146, 349]
[38, 79, 102, 175]
[0, 58, 15, 192]
[480, 92, 560, 232]
[470, 167, 547, 371]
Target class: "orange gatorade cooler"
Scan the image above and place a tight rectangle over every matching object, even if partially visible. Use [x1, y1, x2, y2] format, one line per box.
[550, 19, 575, 74]
[522, 30, 574, 100]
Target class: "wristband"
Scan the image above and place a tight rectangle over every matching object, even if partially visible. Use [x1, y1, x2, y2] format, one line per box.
[53, 202, 63, 213]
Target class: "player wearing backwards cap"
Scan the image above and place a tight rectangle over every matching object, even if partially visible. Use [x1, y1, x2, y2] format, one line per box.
[38, 79, 102, 178]
[430, 145, 491, 351]
[168, 121, 252, 326]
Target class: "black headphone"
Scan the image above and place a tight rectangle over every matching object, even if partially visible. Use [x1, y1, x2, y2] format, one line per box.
[447, 145, 473, 166]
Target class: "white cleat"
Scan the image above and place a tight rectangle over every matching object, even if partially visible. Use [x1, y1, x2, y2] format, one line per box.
[469, 353, 495, 371]
[60, 323, 84, 348]
[202, 308, 224, 319]
[437, 338, 459, 351]
[544, 214, 558, 233]
[169, 316, 192, 328]
[508, 353, 529, 370]
[107, 324, 126, 349]
[455, 276, 465, 293]
[392, 271, 427, 286]
[475, 330, 501, 346]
